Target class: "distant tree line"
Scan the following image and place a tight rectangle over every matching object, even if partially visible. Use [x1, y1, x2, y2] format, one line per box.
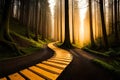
[0, 0, 120, 54]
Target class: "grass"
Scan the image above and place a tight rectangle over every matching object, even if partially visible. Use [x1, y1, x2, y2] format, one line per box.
[82, 43, 120, 57]
[83, 47, 109, 57]
[20, 47, 40, 55]
[0, 32, 43, 61]
[92, 59, 115, 72]
[11, 31, 43, 48]
[56, 42, 63, 46]
[92, 59, 120, 78]
[72, 44, 81, 48]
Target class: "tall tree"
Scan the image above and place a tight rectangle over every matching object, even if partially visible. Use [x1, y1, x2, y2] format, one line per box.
[0, 0, 22, 55]
[0, 0, 5, 12]
[19, 0, 24, 24]
[89, 0, 95, 47]
[99, 0, 109, 49]
[34, 0, 39, 41]
[72, 0, 75, 43]
[41, 0, 46, 40]
[26, 0, 30, 38]
[60, 0, 62, 42]
[61, 0, 72, 48]
[114, 0, 119, 42]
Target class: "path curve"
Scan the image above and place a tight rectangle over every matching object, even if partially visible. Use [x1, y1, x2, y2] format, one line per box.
[0, 42, 72, 80]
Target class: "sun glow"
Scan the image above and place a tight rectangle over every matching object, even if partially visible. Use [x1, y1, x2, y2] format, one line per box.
[48, 0, 56, 39]
[78, 0, 88, 46]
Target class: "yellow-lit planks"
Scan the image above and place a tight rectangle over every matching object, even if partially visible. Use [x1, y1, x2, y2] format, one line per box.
[20, 69, 45, 80]
[48, 59, 69, 65]
[29, 66, 58, 80]
[42, 61, 66, 69]
[36, 63, 62, 74]
[8, 73, 25, 80]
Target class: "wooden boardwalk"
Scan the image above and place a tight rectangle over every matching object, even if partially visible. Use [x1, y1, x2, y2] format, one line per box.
[0, 42, 72, 80]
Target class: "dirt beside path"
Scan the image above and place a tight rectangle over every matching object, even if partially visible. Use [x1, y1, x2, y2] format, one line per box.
[57, 48, 116, 80]
[0, 46, 54, 78]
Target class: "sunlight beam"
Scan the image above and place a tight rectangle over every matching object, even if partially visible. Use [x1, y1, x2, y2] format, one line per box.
[48, 0, 56, 39]
[78, 0, 88, 46]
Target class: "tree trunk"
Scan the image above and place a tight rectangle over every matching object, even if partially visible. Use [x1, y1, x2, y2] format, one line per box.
[20, 0, 24, 24]
[60, 0, 62, 42]
[89, 0, 95, 47]
[111, 0, 114, 33]
[99, 0, 109, 49]
[61, 0, 72, 48]
[34, 0, 39, 41]
[72, 0, 75, 44]
[114, 0, 119, 41]
[26, 0, 30, 38]
[41, 1, 46, 40]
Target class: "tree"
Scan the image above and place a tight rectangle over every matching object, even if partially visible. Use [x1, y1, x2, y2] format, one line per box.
[89, 0, 95, 47]
[72, 0, 75, 43]
[0, 0, 5, 12]
[99, 0, 109, 49]
[61, 0, 72, 48]
[0, 0, 22, 55]
[114, 0, 119, 42]
[41, 0, 47, 40]
[34, 0, 39, 41]
[19, 0, 24, 24]
[60, 0, 63, 42]
[26, 0, 30, 38]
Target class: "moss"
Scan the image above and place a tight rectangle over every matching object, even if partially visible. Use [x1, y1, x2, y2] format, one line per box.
[0, 31, 45, 61]
[11, 32, 43, 48]
[56, 42, 63, 46]
[83, 47, 109, 57]
[92, 59, 120, 78]
[72, 44, 81, 48]
[21, 47, 40, 54]
[92, 59, 115, 71]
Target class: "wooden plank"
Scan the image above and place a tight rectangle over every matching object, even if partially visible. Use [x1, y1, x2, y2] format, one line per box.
[42, 61, 67, 69]
[50, 58, 71, 62]
[8, 73, 25, 80]
[20, 69, 45, 80]
[52, 57, 72, 60]
[48, 59, 70, 65]
[29, 66, 58, 80]
[36, 63, 62, 74]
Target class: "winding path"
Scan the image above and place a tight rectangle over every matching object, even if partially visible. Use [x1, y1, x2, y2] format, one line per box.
[0, 42, 72, 80]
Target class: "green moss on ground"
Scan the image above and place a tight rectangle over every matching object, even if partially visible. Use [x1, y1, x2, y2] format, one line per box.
[0, 32, 44, 61]
[0, 18, 50, 61]
[92, 59, 120, 77]
[92, 59, 115, 72]
[83, 47, 109, 57]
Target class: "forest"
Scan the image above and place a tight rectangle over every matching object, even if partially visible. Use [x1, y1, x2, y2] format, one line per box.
[0, 0, 120, 80]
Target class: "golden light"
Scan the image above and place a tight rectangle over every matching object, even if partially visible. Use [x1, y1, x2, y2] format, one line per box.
[48, 0, 56, 39]
[78, 0, 88, 46]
